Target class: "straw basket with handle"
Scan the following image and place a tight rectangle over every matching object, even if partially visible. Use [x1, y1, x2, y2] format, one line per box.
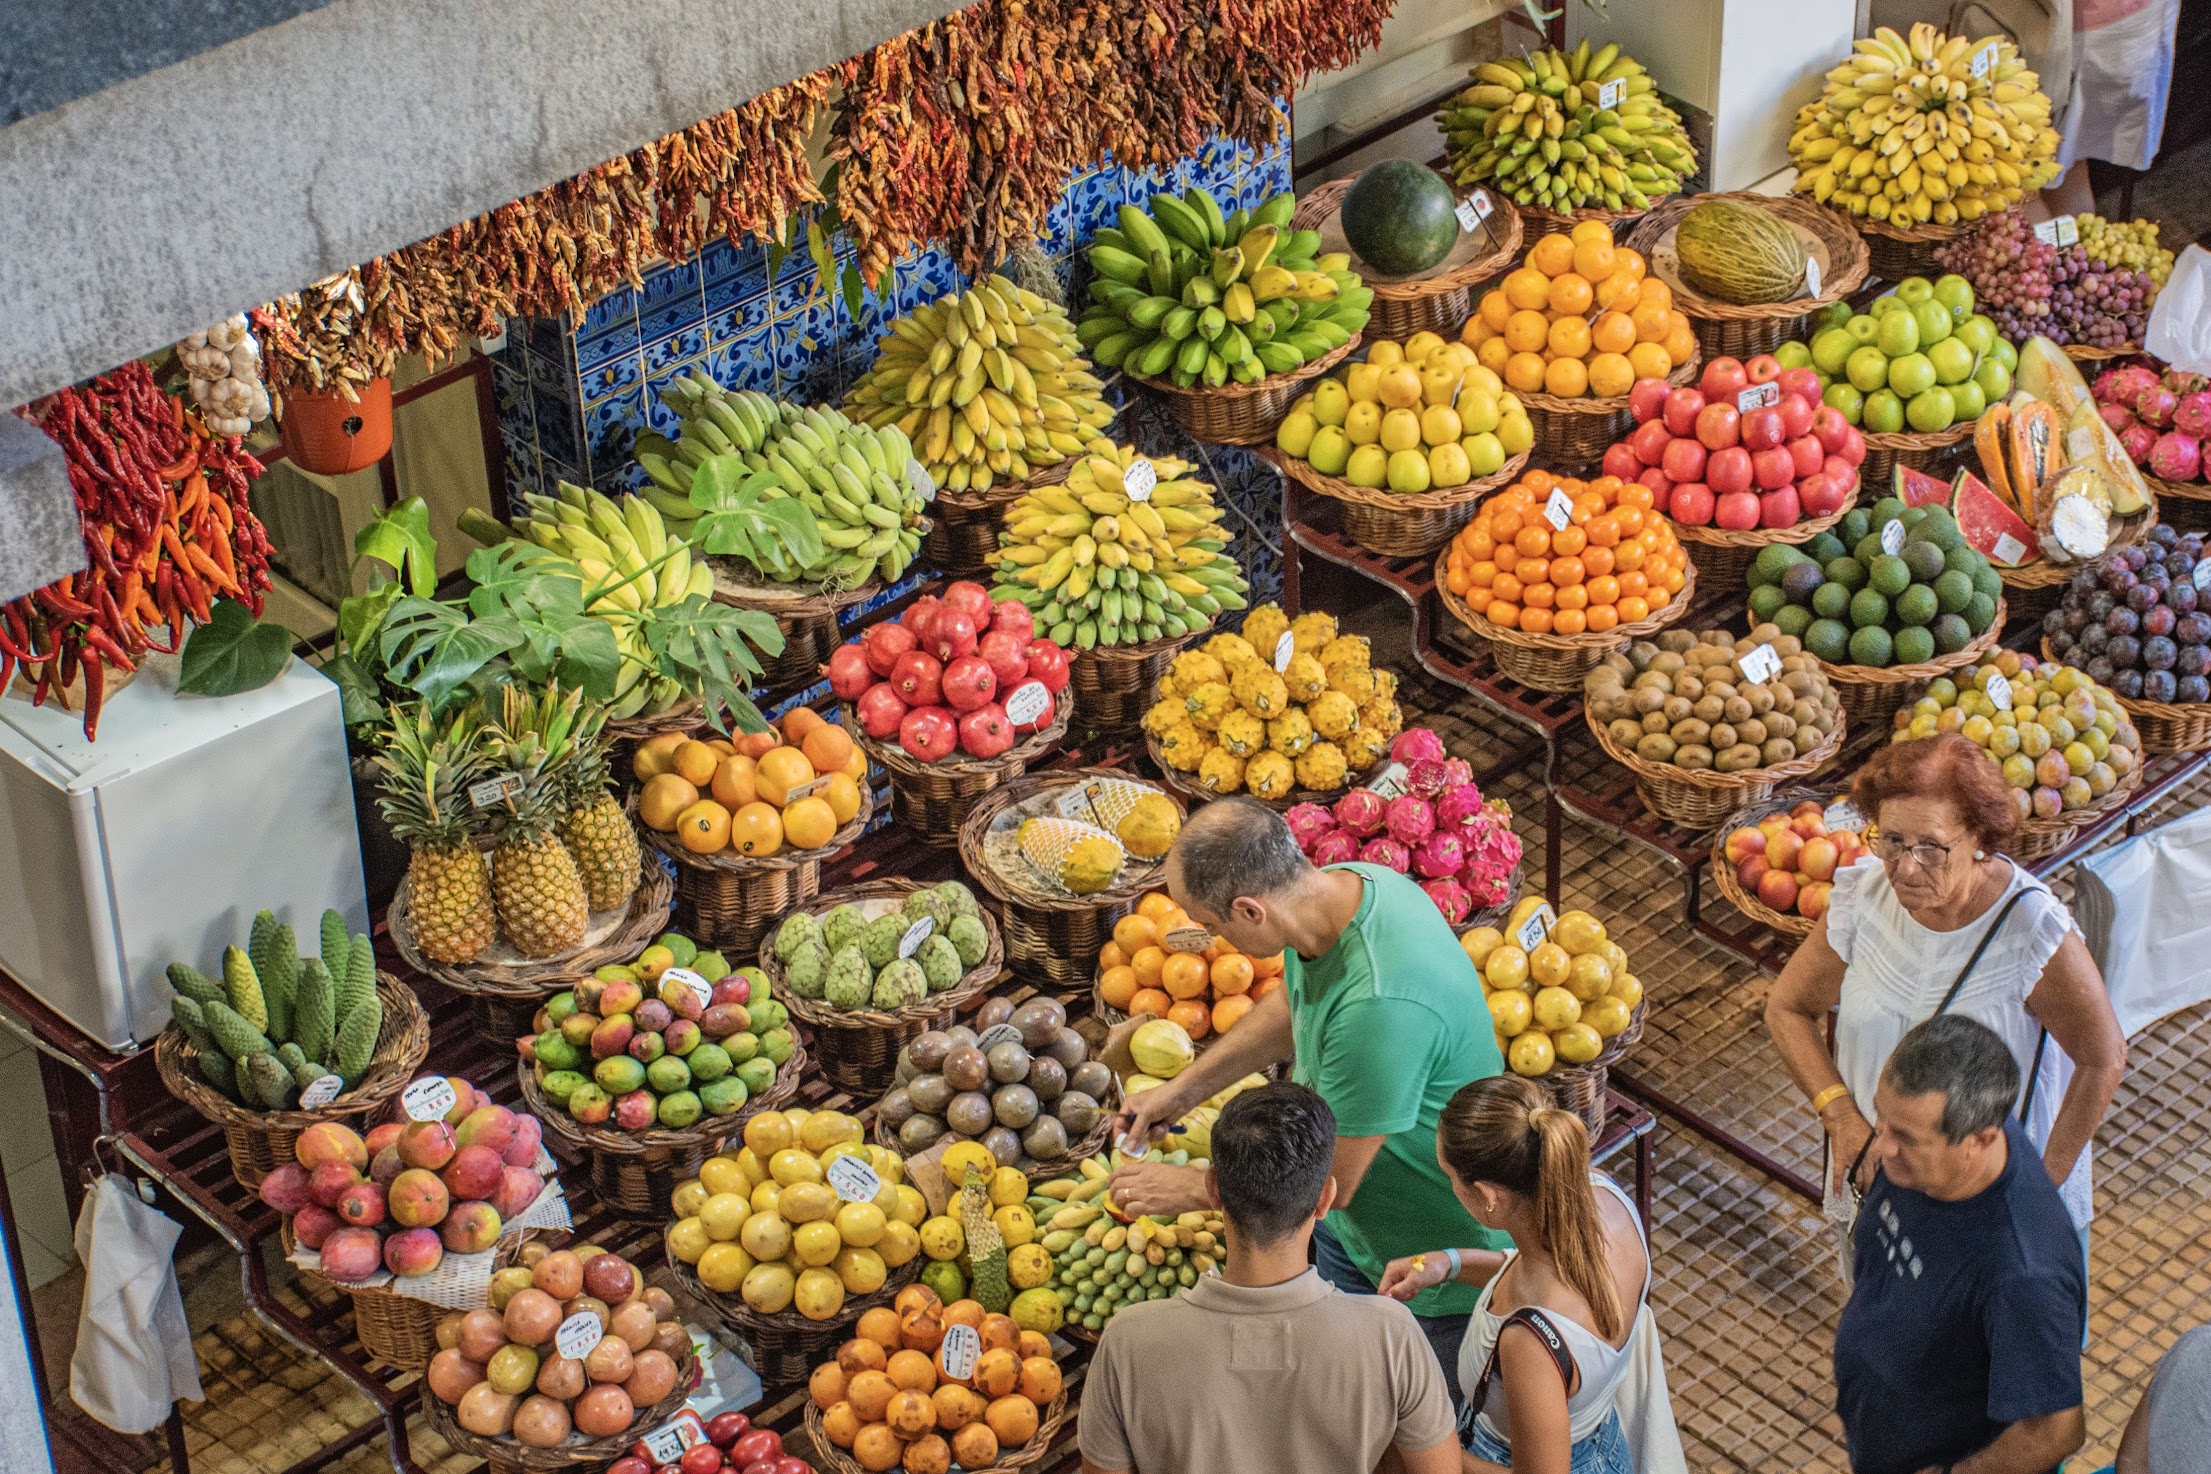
[1129, 338, 1360, 447]
[925, 460, 1073, 577]
[1289, 174, 1524, 342]
[1842, 209, 1968, 284]
[1625, 194, 1869, 362]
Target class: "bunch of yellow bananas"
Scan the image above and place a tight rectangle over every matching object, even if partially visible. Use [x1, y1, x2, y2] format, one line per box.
[1789, 23, 2059, 225]
[1436, 41, 1696, 213]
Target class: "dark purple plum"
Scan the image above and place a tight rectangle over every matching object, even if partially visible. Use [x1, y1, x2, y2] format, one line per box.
[2087, 589, 2117, 620]
[2042, 608, 2067, 637]
[2114, 668, 2146, 699]
[2146, 669, 2178, 702]
[2106, 633, 2140, 668]
[2170, 581, 2199, 615]
[2181, 675, 2211, 704]
[2107, 606, 2139, 636]
[2128, 582, 2163, 613]
[2145, 605, 2177, 639]
[2086, 655, 2118, 686]
[2151, 522, 2179, 547]
[2145, 635, 2179, 670]
[2179, 644, 2211, 679]
[2178, 612, 2211, 646]
[2080, 624, 2111, 654]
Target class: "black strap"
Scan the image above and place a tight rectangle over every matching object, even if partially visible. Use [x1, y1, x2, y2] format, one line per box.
[1470, 1306, 1577, 1413]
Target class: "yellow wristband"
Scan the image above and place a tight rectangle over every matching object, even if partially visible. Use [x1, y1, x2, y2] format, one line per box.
[1810, 1083, 1851, 1116]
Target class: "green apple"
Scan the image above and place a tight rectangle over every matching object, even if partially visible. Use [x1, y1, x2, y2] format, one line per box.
[1815, 300, 1854, 332]
[1344, 443, 1388, 489]
[1306, 424, 1351, 476]
[1775, 340, 1815, 370]
[1952, 314, 1996, 356]
[1875, 310, 1921, 359]
[1949, 379, 1987, 422]
[1824, 380, 1866, 425]
[1870, 293, 1905, 316]
[1863, 389, 1907, 434]
[1895, 276, 1936, 305]
[1811, 327, 1858, 377]
[1926, 337, 1976, 385]
[1974, 358, 2013, 402]
[1988, 336, 2019, 373]
[1847, 345, 1894, 394]
[1886, 351, 1937, 398]
[1847, 313, 1883, 344]
[1911, 300, 1953, 347]
[1463, 431, 1507, 477]
[1932, 274, 1976, 322]
[1906, 385, 1957, 432]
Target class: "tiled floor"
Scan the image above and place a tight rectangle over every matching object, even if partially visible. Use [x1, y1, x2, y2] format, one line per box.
[0, 1027, 79, 1291]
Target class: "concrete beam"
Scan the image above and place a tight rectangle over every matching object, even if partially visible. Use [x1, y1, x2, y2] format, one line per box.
[0, 0, 964, 411]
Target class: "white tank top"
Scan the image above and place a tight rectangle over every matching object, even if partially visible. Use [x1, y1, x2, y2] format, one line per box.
[1459, 1174, 1651, 1444]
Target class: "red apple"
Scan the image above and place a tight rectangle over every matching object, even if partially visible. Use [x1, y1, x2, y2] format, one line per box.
[1724, 826, 1768, 864]
[898, 705, 959, 762]
[1629, 377, 1672, 424]
[1695, 402, 1740, 450]
[1741, 406, 1785, 452]
[1699, 357, 1749, 403]
[1811, 405, 1853, 454]
[1661, 437, 1707, 485]
[1798, 471, 1847, 518]
[1757, 867, 1800, 912]
[1778, 392, 1817, 440]
[1752, 445, 1797, 490]
[1822, 453, 1858, 494]
[957, 702, 1015, 758]
[889, 649, 943, 707]
[1669, 482, 1715, 526]
[1760, 485, 1803, 528]
[1636, 465, 1673, 501]
[1646, 479, 1674, 514]
[1663, 386, 1707, 437]
[1602, 442, 1643, 481]
[1836, 427, 1867, 466]
[1630, 419, 1674, 467]
[1706, 445, 1753, 497]
[1715, 490, 1762, 530]
[1745, 353, 1782, 384]
[1787, 434, 1825, 478]
[1778, 367, 1825, 405]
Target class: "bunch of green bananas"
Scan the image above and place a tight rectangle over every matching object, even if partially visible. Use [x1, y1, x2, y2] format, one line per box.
[1436, 41, 1696, 214]
[992, 442, 1247, 649]
[732, 403, 929, 587]
[844, 274, 1117, 495]
[511, 482, 711, 717]
[1079, 187, 1371, 388]
[1788, 23, 2057, 225]
[634, 370, 790, 534]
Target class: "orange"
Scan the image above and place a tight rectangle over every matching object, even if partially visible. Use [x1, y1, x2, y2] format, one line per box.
[1503, 267, 1553, 312]
[1618, 595, 1650, 622]
[1167, 999, 1211, 1038]
[1478, 289, 1514, 331]
[1554, 583, 1589, 611]
[1490, 507, 1524, 540]
[1586, 603, 1619, 632]
[802, 724, 856, 775]
[1549, 555, 1586, 587]
[638, 773, 700, 831]
[1627, 342, 1674, 381]
[1584, 514, 1621, 548]
[1569, 219, 1614, 247]
[844, 746, 869, 781]
[1551, 607, 1588, 634]
[1519, 606, 1554, 633]
[847, 1369, 898, 1422]
[1630, 301, 1671, 344]
[782, 796, 838, 849]
[1572, 238, 1617, 282]
[1503, 309, 1550, 355]
[1634, 276, 1670, 310]
[781, 706, 827, 745]
[1113, 913, 1158, 953]
[940, 1300, 986, 1331]
[755, 746, 817, 806]
[822, 772, 863, 824]
[1547, 272, 1594, 316]
[1462, 317, 1499, 348]
[1130, 944, 1166, 986]
[672, 740, 720, 787]
[1098, 965, 1139, 1009]
[857, 1307, 903, 1350]
[967, 1348, 1015, 1398]
[851, 1424, 903, 1472]
[1467, 560, 1499, 588]
[984, 1396, 1039, 1448]
[677, 799, 732, 854]
[1587, 573, 1621, 605]
[1613, 248, 1647, 283]
[1475, 336, 1512, 375]
[888, 1349, 939, 1393]
[1210, 953, 1254, 995]
[1548, 523, 1586, 557]
[1512, 523, 1551, 558]
[932, 1384, 982, 1432]
[1161, 952, 1210, 999]
[730, 801, 784, 857]
[710, 753, 759, 809]
[1663, 318, 1700, 368]
[1486, 598, 1522, 626]
[840, 1339, 890, 1375]
[1212, 994, 1255, 1032]
[1590, 311, 1637, 356]
[1097, 940, 1129, 971]
[1515, 556, 1549, 585]
[1137, 892, 1178, 922]
[1618, 569, 1649, 598]
[1128, 987, 1172, 1018]
[812, 1362, 851, 1410]
[734, 729, 779, 759]
[1594, 275, 1643, 312]
[1543, 357, 1589, 398]
[1490, 571, 1524, 603]
[1521, 580, 1556, 609]
[1504, 352, 1548, 393]
[979, 1314, 1020, 1353]
[1586, 352, 1635, 399]
[1546, 315, 1591, 359]
[1529, 234, 1577, 276]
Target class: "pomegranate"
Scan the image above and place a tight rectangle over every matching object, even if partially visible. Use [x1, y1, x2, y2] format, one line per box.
[957, 703, 1015, 758]
[898, 706, 959, 762]
[856, 683, 907, 739]
[991, 599, 1036, 644]
[940, 580, 994, 626]
[940, 654, 998, 712]
[890, 649, 944, 706]
[977, 628, 1030, 687]
[1023, 639, 1071, 694]
[860, 622, 917, 678]
[927, 609, 979, 663]
[824, 645, 874, 700]
[900, 594, 943, 642]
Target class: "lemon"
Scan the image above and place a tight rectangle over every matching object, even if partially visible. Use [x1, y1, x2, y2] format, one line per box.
[1486, 988, 1532, 1037]
[778, 1181, 837, 1225]
[1552, 910, 1607, 955]
[770, 1147, 824, 1187]
[671, 1179, 711, 1220]
[1566, 952, 1614, 1003]
[833, 1246, 887, 1295]
[834, 1201, 888, 1248]
[733, 1147, 771, 1189]
[738, 1209, 792, 1262]
[792, 1220, 843, 1267]
[665, 1216, 711, 1265]
[919, 1214, 966, 1262]
[876, 1220, 921, 1268]
[748, 1179, 783, 1215]
[697, 1240, 754, 1293]
[793, 1267, 846, 1321]
[699, 1155, 749, 1198]
[1609, 972, 1644, 1009]
[889, 1184, 929, 1227]
[1461, 926, 1506, 970]
[1582, 996, 1633, 1039]
[1529, 941, 1573, 988]
[1532, 985, 1583, 1030]
[1484, 944, 1530, 990]
[742, 1112, 793, 1157]
[700, 1191, 752, 1242]
[1553, 1022, 1604, 1064]
[1509, 1031, 1557, 1076]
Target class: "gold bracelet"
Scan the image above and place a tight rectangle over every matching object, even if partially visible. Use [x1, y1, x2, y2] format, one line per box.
[1810, 1083, 1851, 1116]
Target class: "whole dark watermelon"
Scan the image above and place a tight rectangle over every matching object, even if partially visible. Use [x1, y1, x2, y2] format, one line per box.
[1339, 160, 1460, 276]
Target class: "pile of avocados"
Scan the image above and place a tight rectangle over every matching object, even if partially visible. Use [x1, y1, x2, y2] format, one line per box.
[1745, 496, 2004, 669]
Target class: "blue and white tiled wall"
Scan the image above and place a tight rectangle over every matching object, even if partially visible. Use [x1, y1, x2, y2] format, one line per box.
[489, 133, 1293, 617]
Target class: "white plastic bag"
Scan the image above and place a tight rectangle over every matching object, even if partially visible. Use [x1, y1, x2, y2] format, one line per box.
[2071, 802, 2211, 1036]
[69, 1175, 201, 1434]
[2144, 244, 2211, 379]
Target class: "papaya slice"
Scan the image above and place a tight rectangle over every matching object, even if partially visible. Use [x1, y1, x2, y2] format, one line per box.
[2009, 400, 2062, 524]
[1974, 403, 2015, 513]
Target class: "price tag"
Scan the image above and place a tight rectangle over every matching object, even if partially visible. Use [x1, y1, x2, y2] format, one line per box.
[939, 1323, 981, 1380]
[1367, 762, 1409, 800]
[1971, 42, 1998, 77]
[825, 1153, 883, 1203]
[976, 1023, 1024, 1050]
[1803, 256, 1823, 299]
[1544, 488, 1574, 531]
[1880, 519, 1906, 556]
[1162, 925, 1214, 954]
[788, 775, 835, 802]
[1992, 531, 2029, 566]
[467, 773, 525, 811]
[1124, 458, 1157, 502]
[663, 966, 713, 1010]
[1004, 680, 1052, 726]
[554, 1311, 604, 1362]
[1736, 643, 1783, 684]
[298, 1074, 344, 1109]
[909, 460, 938, 503]
[1274, 632, 1295, 672]
[1598, 78, 1626, 109]
[1737, 382, 1780, 413]
[1988, 673, 2013, 711]
[2066, 426, 2095, 462]
[1055, 779, 1113, 823]
[1513, 903, 1557, 954]
[640, 1412, 707, 1465]
[402, 1076, 458, 1122]
[1454, 189, 1495, 234]
[898, 916, 936, 958]
[1822, 799, 1865, 833]
[2193, 559, 2211, 592]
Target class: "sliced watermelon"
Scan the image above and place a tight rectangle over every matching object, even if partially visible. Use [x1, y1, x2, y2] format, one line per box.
[1952, 469, 2037, 567]
[1894, 463, 1952, 507]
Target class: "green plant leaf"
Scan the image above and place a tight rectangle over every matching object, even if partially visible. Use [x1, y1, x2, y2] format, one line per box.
[807, 221, 835, 296]
[692, 476, 826, 575]
[318, 651, 385, 729]
[336, 581, 402, 667]
[641, 597, 781, 734]
[178, 599, 295, 697]
[377, 598, 522, 711]
[841, 264, 867, 323]
[352, 498, 437, 597]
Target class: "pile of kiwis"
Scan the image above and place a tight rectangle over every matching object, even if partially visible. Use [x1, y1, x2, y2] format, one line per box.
[878, 995, 1112, 1169]
[1584, 628, 1844, 772]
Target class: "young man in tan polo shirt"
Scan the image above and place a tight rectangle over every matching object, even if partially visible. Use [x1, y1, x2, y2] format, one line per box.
[1078, 1083, 1463, 1474]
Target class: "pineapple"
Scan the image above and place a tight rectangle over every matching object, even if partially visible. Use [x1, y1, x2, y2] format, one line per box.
[482, 685, 591, 958]
[556, 700, 640, 912]
[373, 706, 497, 964]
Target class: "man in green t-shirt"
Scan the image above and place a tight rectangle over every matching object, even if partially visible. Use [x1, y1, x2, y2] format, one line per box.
[1111, 797, 1510, 1396]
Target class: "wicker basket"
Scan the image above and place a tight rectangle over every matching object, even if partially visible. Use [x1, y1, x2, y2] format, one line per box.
[389, 853, 676, 1051]
[1263, 445, 1530, 560]
[2039, 636, 2211, 754]
[1541, 1000, 1646, 1135]
[604, 700, 707, 795]
[2148, 474, 2211, 531]
[1519, 350, 1702, 469]
[420, 1343, 696, 1474]
[958, 769, 1187, 992]
[925, 460, 1075, 577]
[636, 787, 873, 961]
[285, 1222, 532, 1372]
[1515, 199, 1664, 248]
[669, 1253, 914, 1388]
[1814, 600, 2008, 723]
[1671, 492, 1860, 591]
[1842, 209, 1970, 283]
[1129, 338, 1359, 446]
[2012, 752, 2145, 860]
[154, 972, 430, 1191]
[1860, 422, 1975, 489]
[1070, 624, 1210, 738]
[1290, 176, 1524, 341]
[2063, 342, 2141, 363]
[1625, 194, 1872, 362]
[806, 1392, 1072, 1474]
[844, 689, 1072, 846]
[1705, 787, 1858, 939]
[1997, 499, 2159, 626]
[1436, 554, 1697, 694]
[709, 563, 889, 696]
[768, 879, 1008, 1094]
[1587, 698, 1847, 830]
[517, 1041, 803, 1219]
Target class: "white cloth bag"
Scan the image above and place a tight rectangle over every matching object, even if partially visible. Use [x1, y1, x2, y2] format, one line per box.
[2071, 802, 2211, 1036]
[1613, 1302, 1689, 1474]
[69, 1175, 201, 1434]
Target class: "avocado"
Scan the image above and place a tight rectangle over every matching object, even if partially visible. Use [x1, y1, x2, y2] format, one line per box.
[1868, 554, 1912, 598]
[1902, 541, 1948, 584]
[1825, 556, 1868, 592]
[1812, 581, 1854, 621]
[1749, 584, 1790, 623]
[1804, 531, 1848, 564]
[1781, 561, 1827, 605]
[1966, 591, 1998, 635]
[1933, 569, 1975, 614]
[1892, 626, 1936, 665]
[1895, 584, 1939, 627]
[1848, 625, 1895, 667]
[1931, 613, 1972, 654]
[1806, 618, 1853, 664]
[1849, 588, 1891, 629]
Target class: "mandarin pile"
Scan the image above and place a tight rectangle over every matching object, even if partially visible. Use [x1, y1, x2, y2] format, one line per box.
[1443, 470, 1688, 636]
[1462, 223, 1696, 400]
[1095, 891, 1284, 1039]
[634, 707, 865, 857]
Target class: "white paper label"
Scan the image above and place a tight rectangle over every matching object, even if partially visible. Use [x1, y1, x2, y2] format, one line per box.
[939, 1323, 981, 1379]
[1880, 519, 1906, 555]
[1737, 382, 1780, 413]
[1274, 632, 1295, 672]
[1992, 531, 2028, 566]
[467, 773, 525, 811]
[1455, 190, 1495, 233]
[1366, 762, 1409, 800]
[298, 1075, 344, 1109]
[1004, 680, 1051, 725]
[663, 966, 713, 1010]
[1736, 643, 1783, 685]
[1544, 488, 1574, 531]
[554, 1311, 604, 1361]
[1162, 926, 1214, 954]
[825, 1154, 883, 1203]
[898, 917, 936, 959]
[2034, 216, 2079, 248]
[2194, 559, 2211, 592]
[1514, 903, 1557, 954]
[476, 322, 509, 356]
[788, 775, 835, 801]
[1822, 800, 1865, 833]
[402, 1077, 458, 1122]
[1056, 780, 1113, 823]
[909, 459, 937, 504]
[1971, 42, 1998, 77]
[640, 1412, 707, 1464]
[1124, 458, 1157, 502]
[1987, 673, 2013, 711]
[1598, 78, 1626, 109]
[1803, 256, 1822, 299]
[976, 1024, 1024, 1051]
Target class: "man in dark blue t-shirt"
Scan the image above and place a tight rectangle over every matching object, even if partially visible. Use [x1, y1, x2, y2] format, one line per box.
[1834, 1015, 2087, 1474]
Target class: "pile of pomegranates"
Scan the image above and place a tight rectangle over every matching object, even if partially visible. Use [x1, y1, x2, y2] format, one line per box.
[826, 580, 1070, 763]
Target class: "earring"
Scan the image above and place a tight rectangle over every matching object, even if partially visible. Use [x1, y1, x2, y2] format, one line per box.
[1975, 849, 1986, 860]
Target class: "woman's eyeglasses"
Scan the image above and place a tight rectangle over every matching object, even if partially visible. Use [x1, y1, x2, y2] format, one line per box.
[1870, 834, 1959, 870]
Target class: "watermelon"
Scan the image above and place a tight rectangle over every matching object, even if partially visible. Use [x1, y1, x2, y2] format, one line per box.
[1951, 470, 2036, 567]
[1339, 161, 1460, 277]
[1893, 464, 1951, 508]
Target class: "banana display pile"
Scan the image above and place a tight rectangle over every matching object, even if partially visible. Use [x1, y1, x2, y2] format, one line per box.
[513, 483, 713, 718]
[843, 275, 1118, 496]
[993, 444, 1248, 649]
[1437, 42, 1696, 214]
[1079, 188, 1372, 388]
[636, 370, 926, 587]
[1789, 23, 2058, 224]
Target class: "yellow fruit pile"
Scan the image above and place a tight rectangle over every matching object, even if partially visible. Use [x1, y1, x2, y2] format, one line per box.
[1464, 222, 1697, 398]
[1143, 606, 1402, 799]
[1462, 900, 1641, 1076]
[663, 1109, 922, 1319]
[634, 707, 865, 857]
[1273, 332, 1535, 494]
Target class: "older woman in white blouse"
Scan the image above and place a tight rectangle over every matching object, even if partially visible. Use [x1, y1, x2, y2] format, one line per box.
[1766, 732, 2127, 1273]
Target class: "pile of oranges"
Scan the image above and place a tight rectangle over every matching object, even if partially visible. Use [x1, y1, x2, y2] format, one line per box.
[1461, 222, 1698, 400]
[633, 707, 868, 857]
[1443, 471, 1690, 636]
[1094, 891, 1283, 1039]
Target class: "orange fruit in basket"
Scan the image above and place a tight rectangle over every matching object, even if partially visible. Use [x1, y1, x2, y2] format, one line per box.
[782, 706, 827, 745]
[1520, 607, 1554, 633]
[1504, 267, 1553, 311]
[803, 724, 856, 775]
[1572, 238, 1617, 282]
[1137, 892, 1177, 922]
[1097, 940, 1128, 971]
[1529, 234, 1577, 276]
[1586, 604, 1619, 633]
[1521, 580, 1555, 609]
[1628, 342, 1674, 381]
[1630, 300, 1671, 344]
[1664, 318, 1701, 368]
[782, 796, 838, 849]
[1586, 354, 1633, 398]
[1168, 1000, 1211, 1039]
[1515, 556, 1549, 586]
[1547, 273, 1592, 316]
[1546, 316, 1591, 360]
[1253, 951, 1284, 977]
[1478, 290, 1513, 332]
[1513, 523, 1551, 559]
[1613, 248, 1647, 283]
[711, 754, 759, 809]
[1161, 952, 1209, 999]
[1212, 995, 1255, 1032]
[1595, 275, 1642, 313]
[822, 772, 863, 825]
[1503, 310, 1549, 355]
[1129, 988, 1171, 1018]
[1210, 953, 1253, 995]
[1476, 336, 1512, 375]
[755, 746, 816, 806]
[1543, 358, 1589, 398]
[1634, 275, 1669, 309]
[730, 801, 784, 856]
[1113, 913, 1158, 953]
[1099, 965, 1138, 1009]
[1505, 353, 1548, 393]
[1590, 311, 1637, 356]
[678, 800, 733, 854]
[1130, 944, 1166, 986]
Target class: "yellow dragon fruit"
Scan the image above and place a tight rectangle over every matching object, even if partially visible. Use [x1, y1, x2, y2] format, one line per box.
[1239, 605, 1290, 660]
[1158, 722, 1210, 771]
[1217, 709, 1266, 758]
[1281, 652, 1328, 703]
[1267, 709, 1315, 755]
[1289, 611, 1339, 654]
[1308, 690, 1360, 741]
[1296, 740, 1349, 792]
[1198, 749, 1246, 794]
[1231, 665, 1289, 719]
[1341, 724, 1389, 771]
[1203, 633, 1260, 670]
[1183, 681, 1234, 732]
[1165, 650, 1226, 697]
[1245, 751, 1296, 800]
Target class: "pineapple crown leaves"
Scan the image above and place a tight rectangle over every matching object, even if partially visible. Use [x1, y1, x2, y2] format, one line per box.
[371, 703, 487, 850]
[558, 698, 618, 808]
[478, 683, 589, 841]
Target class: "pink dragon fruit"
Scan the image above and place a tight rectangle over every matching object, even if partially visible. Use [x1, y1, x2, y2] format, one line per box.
[1412, 829, 1466, 879]
[2097, 364, 2161, 406]
[2151, 432, 2204, 483]
[1436, 781, 1487, 829]
[1406, 758, 1452, 799]
[1438, 757, 1474, 789]
[2100, 401, 2139, 437]
[1464, 867, 1511, 908]
[1384, 795, 1436, 847]
[1285, 802, 1337, 852]
[1420, 877, 1474, 926]
[1332, 787, 1389, 838]
[1310, 828, 1361, 866]
[2168, 368, 2211, 399]
[1358, 836, 1411, 873]
[1389, 728, 1446, 766]
[2120, 420, 2159, 465]
[2137, 381, 2181, 430]
[2176, 392, 2211, 441]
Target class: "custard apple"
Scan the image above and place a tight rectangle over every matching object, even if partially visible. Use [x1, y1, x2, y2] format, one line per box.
[784, 939, 830, 999]
[902, 888, 952, 930]
[771, 911, 821, 964]
[932, 880, 980, 920]
[872, 957, 928, 1009]
[862, 914, 908, 969]
[947, 913, 989, 968]
[820, 904, 869, 955]
[916, 934, 964, 992]
[823, 945, 875, 1010]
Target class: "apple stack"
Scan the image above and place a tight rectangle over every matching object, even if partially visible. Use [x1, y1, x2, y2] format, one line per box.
[1608, 354, 1868, 586]
[1715, 792, 1872, 936]
[830, 580, 1075, 843]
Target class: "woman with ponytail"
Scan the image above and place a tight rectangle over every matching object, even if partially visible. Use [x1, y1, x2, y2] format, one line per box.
[1378, 1076, 1681, 1474]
